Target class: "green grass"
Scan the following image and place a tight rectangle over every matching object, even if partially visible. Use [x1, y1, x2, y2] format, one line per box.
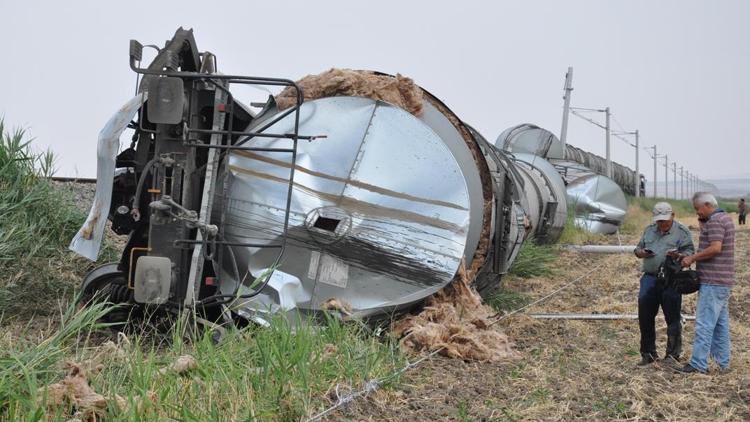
[486, 287, 530, 314]
[508, 241, 556, 279]
[0, 302, 116, 418]
[558, 204, 608, 245]
[591, 397, 628, 417]
[629, 195, 740, 216]
[628, 196, 694, 218]
[0, 119, 83, 259]
[717, 199, 740, 214]
[486, 241, 553, 313]
[2, 303, 406, 420]
[0, 119, 94, 316]
[0, 119, 406, 420]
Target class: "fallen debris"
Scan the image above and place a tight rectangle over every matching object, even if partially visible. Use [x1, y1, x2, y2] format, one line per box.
[321, 344, 338, 360]
[38, 362, 107, 419]
[393, 261, 518, 362]
[322, 297, 353, 316]
[113, 390, 157, 414]
[94, 332, 130, 361]
[276, 68, 424, 116]
[159, 354, 198, 375]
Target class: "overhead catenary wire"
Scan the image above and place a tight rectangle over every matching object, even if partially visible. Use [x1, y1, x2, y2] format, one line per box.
[304, 259, 609, 422]
[569, 106, 606, 113]
[564, 70, 703, 197]
[570, 109, 607, 130]
[571, 110, 636, 148]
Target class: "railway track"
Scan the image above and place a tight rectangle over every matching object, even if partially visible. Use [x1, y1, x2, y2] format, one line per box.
[49, 176, 97, 184]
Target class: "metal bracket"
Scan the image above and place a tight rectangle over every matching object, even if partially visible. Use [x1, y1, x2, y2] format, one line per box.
[184, 84, 228, 306]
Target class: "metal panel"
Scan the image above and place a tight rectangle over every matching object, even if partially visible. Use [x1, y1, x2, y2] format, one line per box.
[566, 174, 627, 234]
[511, 153, 568, 243]
[185, 85, 228, 305]
[496, 124, 556, 157]
[418, 101, 484, 264]
[219, 97, 474, 318]
[69, 93, 145, 260]
[498, 123, 637, 195]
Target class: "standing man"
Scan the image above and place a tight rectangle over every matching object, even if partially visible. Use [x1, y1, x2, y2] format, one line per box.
[678, 192, 736, 374]
[633, 202, 695, 365]
[739, 198, 746, 225]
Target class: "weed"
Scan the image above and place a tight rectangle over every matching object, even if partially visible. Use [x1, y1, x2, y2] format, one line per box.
[2, 304, 406, 420]
[558, 204, 607, 245]
[486, 287, 530, 314]
[530, 387, 551, 402]
[600, 327, 618, 340]
[592, 397, 628, 417]
[0, 120, 96, 316]
[630, 196, 694, 217]
[508, 362, 527, 379]
[508, 242, 556, 278]
[498, 407, 519, 421]
[623, 346, 639, 357]
[456, 399, 473, 422]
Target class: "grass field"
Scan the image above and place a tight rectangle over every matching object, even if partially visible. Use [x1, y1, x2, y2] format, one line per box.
[0, 123, 405, 420]
[3, 120, 746, 421]
[332, 205, 750, 421]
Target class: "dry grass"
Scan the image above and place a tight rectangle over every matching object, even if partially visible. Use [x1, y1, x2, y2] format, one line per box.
[329, 206, 750, 421]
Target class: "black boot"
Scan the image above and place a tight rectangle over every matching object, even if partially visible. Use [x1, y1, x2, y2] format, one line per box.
[665, 331, 682, 361]
[638, 353, 657, 366]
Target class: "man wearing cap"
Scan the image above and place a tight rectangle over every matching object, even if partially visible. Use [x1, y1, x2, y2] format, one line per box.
[633, 202, 695, 365]
[677, 192, 736, 374]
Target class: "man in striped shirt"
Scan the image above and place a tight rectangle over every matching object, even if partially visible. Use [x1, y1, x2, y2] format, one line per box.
[677, 192, 736, 374]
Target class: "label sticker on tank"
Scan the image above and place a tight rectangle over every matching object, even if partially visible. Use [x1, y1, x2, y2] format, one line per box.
[308, 251, 348, 288]
[308, 251, 321, 279]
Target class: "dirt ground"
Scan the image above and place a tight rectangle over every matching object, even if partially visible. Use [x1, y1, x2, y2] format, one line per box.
[325, 217, 750, 421]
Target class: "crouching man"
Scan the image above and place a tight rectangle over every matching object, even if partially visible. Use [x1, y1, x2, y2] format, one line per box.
[633, 202, 695, 365]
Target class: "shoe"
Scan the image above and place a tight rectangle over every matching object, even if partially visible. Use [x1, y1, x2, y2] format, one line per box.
[638, 354, 657, 366]
[659, 355, 681, 364]
[674, 364, 705, 374]
[716, 367, 731, 375]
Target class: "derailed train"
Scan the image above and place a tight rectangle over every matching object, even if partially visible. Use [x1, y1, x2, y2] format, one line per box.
[70, 28, 629, 324]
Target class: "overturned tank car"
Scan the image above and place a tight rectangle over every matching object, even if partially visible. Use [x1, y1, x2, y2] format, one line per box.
[497, 123, 630, 235]
[70, 28, 564, 324]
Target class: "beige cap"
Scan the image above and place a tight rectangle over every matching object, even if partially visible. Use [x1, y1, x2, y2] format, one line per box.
[653, 202, 674, 222]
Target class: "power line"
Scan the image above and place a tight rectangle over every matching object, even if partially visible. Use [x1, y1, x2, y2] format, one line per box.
[572, 110, 635, 148]
[569, 106, 606, 113]
[611, 114, 627, 133]
[570, 109, 606, 130]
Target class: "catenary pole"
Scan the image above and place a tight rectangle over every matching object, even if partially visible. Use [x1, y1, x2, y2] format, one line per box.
[680, 167, 684, 200]
[652, 146, 658, 198]
[664, 155, 669, 199]
[635, 130, 640, 198]
[605, 107, 612, 178]
[560, 67, 573, 159]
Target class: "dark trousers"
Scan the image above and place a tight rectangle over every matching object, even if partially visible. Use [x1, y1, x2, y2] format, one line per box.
[638, 274, 683, 358]
[740, 213, 746, 225]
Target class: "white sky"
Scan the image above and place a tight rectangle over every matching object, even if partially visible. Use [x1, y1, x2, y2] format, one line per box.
[2, 0, 748, 180]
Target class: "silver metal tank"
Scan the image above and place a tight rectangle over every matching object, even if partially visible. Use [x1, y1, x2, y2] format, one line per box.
[498, 123, 631, 235]
[217, 96, 487, 319]
[566, 174, 627, 235]
[510, 153, 568, 243]
[498, 123, 638, 196]
[496, 124, 562, 158]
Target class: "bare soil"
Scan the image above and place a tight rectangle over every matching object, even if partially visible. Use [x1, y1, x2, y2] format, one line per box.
[324, 220, 750, 421]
